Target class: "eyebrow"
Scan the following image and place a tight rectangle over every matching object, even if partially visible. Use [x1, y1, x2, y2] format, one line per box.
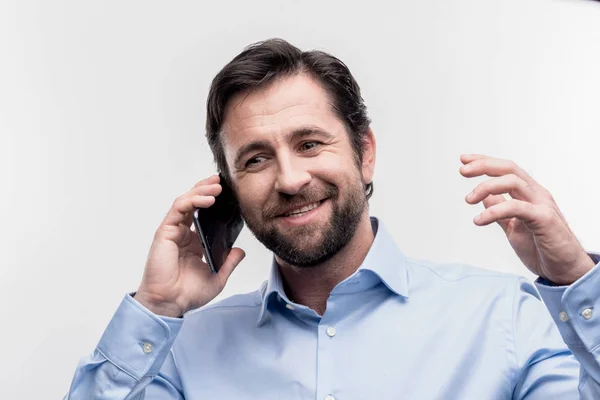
[290, 127, 335, 143]
[234, 140, 272, 167]
[233, 127, 335, 167]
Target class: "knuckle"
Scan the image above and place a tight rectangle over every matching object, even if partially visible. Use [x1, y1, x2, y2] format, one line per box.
[155, 224, 176, 239]
[508, 173, 520, 184]
[537, 204, 556, 220]
[508, 198, 520, 210]
[173, 195, 188, 209]
[520, 180, 532, 193]
[487, 204, 501, 218]
[525, 201, 535, 213]
[506, 174, 520, 192]
[539, 186, 554, 200]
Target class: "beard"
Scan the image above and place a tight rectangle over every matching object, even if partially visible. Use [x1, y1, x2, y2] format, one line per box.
[240, 179, 367, 268]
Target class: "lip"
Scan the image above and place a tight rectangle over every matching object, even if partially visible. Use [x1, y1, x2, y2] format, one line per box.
[276, 199, 326, 218]
[277, 199, 327, 227]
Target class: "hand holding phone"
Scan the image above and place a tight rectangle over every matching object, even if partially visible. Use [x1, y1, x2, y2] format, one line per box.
[192, 174, 244, 274]
[134, 175, 245, 317]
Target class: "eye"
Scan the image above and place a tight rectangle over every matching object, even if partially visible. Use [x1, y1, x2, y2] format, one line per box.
[299, 141, 321, 152]
[245, 156, 267, 168]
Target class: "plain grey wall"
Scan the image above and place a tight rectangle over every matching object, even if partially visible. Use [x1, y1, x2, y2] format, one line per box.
[1, 0, 599, 398]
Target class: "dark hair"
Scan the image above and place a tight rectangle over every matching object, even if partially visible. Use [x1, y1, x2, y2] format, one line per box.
[205, 38, 373, 198]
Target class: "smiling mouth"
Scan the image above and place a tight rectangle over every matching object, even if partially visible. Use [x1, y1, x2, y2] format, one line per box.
[281, 200, 324, 218]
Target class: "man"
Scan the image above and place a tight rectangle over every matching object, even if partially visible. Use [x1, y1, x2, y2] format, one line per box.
[65, 39, 600, 399]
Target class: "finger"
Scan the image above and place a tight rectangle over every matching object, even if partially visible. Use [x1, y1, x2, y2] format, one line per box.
[183, 210, 195, 231]
[171, 222, 200, 250]
[165, 216, 209, 250]
[181, 184, 223, 229]
[193, 175, 220, 189]
[481, 193, 507, 209]
[474, 198, 542, 227]
[190, 183, 222, 197]
[481, 194, 510, 232]
[181, 224, 205, 255]
[162, 195, 216, 228]
[466, 174, 536, 204]
[216, 248, 246, 282]
[460, 154, 489, 164]
[460, 157, 536, 186]
[163, 184, 222, 229]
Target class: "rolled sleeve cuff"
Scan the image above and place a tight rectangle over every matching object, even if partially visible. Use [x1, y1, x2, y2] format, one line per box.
[535, 252, 600, 349]
[96, 293, 184, 380]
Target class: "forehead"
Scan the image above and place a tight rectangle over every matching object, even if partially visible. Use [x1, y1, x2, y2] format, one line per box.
[221, 73, 345, 149]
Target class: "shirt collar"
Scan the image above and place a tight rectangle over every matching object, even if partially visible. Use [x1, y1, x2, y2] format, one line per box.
[257, 216, 409, 326]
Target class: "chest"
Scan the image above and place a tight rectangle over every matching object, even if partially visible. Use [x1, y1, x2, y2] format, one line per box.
[175, 293, 513, 399]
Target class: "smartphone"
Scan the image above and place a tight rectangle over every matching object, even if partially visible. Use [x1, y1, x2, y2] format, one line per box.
[192, 175, 244, 274]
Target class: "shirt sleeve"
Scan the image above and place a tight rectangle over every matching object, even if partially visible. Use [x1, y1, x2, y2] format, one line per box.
[533, 252, 600, 398]
[508, 276, 582, 398]
[64, 294, 185, 399]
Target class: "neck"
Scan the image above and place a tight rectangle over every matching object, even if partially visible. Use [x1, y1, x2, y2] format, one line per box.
[275, 212, 375, 315]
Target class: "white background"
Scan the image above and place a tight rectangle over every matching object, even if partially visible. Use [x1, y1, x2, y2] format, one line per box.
[1, 0, 599, 398]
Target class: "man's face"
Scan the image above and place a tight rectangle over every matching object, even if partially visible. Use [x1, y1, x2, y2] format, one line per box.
[221, 73, 374, 267]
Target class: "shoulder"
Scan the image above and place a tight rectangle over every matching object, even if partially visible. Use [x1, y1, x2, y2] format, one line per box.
[404, 256, 534, 298]
[171, 284, 267, 354]
[180, 283, 266, 328]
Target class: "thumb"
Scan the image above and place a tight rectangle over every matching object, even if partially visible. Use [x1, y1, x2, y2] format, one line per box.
[217, 247, 246, 282]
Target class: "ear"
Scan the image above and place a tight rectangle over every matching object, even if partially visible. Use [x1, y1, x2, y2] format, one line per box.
[361, 128, 376, 185]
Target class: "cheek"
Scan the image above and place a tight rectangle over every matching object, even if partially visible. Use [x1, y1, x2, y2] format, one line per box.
[314, 153, 360, 183]
[236, 175, 273, 214]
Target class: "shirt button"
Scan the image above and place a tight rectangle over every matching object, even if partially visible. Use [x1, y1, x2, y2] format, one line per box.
[325, 395, 335, 400]
[582, 308, 593, 320]
[559, 311, 569, 322]
[285, 303, 295, 310]
[326, 326, 336, 337]
[142, 342, 153, 353]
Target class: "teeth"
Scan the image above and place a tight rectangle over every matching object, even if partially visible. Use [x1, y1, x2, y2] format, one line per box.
[285, 202, 320, 217]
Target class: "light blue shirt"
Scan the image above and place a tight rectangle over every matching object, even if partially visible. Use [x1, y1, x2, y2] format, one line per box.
[66, 218, 600, 399]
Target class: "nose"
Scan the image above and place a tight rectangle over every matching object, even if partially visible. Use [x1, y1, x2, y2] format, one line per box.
[274, 156, 311, 195]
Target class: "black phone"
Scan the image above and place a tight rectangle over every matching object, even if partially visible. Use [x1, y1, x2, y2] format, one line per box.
[192, 175, 244, 274]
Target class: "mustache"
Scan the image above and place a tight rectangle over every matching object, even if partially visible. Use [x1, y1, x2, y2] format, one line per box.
[263, 185, 338, 218]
